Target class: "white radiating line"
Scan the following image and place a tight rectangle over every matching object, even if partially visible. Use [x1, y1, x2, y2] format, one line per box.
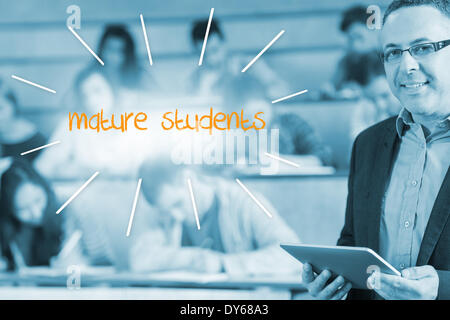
[11, 75, 56, 94]
[68, 26, 104, 66]
[126, 178, 142, 237]
[20, 140, 61, 156]
[264, 152, 300, 168]
[235, 178, 273, 218]
[56, 172, 99, 214]
[198, 8, 215, 66]
[272, 89, 308, 104]
[187, 178, 201, 230]
[241, 30, 285, 73]
[140, 14, 153, 66]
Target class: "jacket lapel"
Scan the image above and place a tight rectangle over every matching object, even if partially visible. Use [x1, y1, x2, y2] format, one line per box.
[416, 167, 450, 265]
[367, 120, 399, 252]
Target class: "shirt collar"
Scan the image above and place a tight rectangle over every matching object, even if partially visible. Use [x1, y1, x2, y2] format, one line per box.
[395, 108, 414, 138]
[396, 108, 450, 138]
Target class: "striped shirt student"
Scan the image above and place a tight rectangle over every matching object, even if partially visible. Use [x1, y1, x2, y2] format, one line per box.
[55, 209, 115, 267]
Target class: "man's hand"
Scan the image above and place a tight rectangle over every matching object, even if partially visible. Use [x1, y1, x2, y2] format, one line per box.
[369, 265, 439, 300]
[302, 263, 352, 300]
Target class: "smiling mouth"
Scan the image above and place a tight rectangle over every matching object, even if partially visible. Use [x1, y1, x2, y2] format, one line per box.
[400, 81, 429, 89]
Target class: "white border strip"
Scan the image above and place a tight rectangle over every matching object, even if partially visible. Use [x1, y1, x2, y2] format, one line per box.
[126, 178, 142, 237]
[198, 8, 215, 66]
[235, 178, 273, 218]
[68, 26, 104, 66]
[140, 14, 153, 66]
[264, 152, 300, 168]
[11, 75, 56, 94]
[272, 89, 308, 104]
[241, 30, 285, 73]
[56, 172, 99, 214]
[187, 178, 201, 230]
[20, 140, 61, 156]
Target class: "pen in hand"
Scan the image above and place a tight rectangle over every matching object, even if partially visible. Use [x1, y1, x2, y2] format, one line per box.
[53, 230, 83, 265]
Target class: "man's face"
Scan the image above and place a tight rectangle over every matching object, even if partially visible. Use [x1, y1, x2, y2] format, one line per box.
[381, 6, 450, 120]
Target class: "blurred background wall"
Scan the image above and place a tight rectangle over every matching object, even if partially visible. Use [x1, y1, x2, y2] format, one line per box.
[0, 0, 392, 248]
[0, 0, 390, 135]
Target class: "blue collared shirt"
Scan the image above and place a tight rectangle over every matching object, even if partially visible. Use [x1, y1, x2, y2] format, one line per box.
[379, 108, 450, 271]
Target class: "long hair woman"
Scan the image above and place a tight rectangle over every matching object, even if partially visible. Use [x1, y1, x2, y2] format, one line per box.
[0, 159, 62, 270]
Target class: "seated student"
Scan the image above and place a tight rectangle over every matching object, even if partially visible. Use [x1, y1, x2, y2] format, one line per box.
[0, 79, 47, 163]
[129, 157, 300, 276]
[321, 5, 380, 100]
[97, 24, 157, 92]
[0, 159, 62, 270]
[271, 113, 334, 166]
[350, 51, 402, 139]
[188, 18, 289, 102]
[35, 67, 147, 179]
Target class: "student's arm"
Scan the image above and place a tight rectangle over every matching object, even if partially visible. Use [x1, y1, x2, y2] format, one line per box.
[129, 228, 223, 273]
[51, 211, 88, 268]
[34, 123, 72, 178]
[221, 194, 301, 276]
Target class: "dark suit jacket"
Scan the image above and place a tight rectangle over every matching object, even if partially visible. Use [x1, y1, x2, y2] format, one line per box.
[337, 117, 449, 300]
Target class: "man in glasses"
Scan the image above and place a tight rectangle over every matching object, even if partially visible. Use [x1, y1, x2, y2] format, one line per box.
[302, 0, 449, 300]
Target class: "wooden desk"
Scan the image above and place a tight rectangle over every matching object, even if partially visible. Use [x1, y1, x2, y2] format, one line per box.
[0, 287, 294, 300]
[0, 270, 305, 300]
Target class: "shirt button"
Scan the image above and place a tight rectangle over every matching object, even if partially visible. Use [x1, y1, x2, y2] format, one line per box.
[404, 221, 410, 228]
[411, 180, 417, 186]
[400, 264, 405, 269]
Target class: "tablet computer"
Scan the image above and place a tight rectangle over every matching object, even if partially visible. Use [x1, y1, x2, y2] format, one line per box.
[280, 243, 401, 290]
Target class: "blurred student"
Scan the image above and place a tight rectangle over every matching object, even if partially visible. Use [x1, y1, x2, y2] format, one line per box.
[97, 24, 156, 91]
[0, 159, 62, 270]
[271, 113, 334, 166]
[35, 67, 146, 178]
[188, 18, 289, 102]
[322, 5, 380, 99]
[129, 158, 300, 276]
[350, 51, 402, 139]
[0, 81, 47, 163]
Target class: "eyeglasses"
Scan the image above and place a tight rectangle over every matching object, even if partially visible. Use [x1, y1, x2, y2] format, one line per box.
[381, 39, 450, 63]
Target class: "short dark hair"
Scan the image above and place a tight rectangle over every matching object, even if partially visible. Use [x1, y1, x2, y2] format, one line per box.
[1, 76, 18, 112]
[384, 0, 450, 24]
[0, 159, 61, 270]
[191, 18, 224, 46]
[98, 24, 138, 71]
[340, 5, 370, 32]
[3, 90, 19, 114]
[139, 159, 178, 205]
[138, 156, 207, 205]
